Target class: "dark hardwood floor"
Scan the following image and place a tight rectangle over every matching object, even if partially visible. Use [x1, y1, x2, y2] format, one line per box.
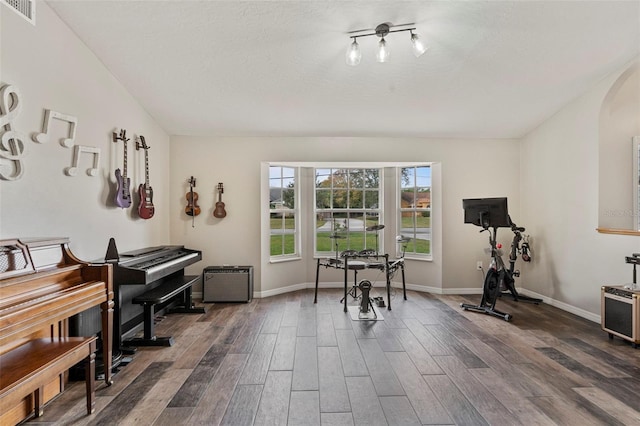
[25, 288, 640, 425]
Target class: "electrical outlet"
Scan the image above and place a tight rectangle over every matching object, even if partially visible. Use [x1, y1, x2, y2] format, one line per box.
[476, 261, 483, 271]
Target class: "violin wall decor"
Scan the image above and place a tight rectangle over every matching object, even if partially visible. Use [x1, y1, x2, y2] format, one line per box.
[213, 182, 227, 218]
[185, 176, 200, 227]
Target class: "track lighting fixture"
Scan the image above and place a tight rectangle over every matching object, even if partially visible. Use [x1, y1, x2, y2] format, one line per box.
[346, 23, 428, 66]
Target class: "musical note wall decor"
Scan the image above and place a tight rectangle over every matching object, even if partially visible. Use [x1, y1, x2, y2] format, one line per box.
[32, 109, 78, 148]
[0, 84, 27, 181]
[65, 144, 101, 177]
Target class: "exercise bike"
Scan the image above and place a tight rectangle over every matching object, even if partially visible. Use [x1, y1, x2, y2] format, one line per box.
[460, 197, 539, 322]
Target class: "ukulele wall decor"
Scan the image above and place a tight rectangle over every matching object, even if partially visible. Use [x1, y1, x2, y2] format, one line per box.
[213, 182, 227, 218]
[136, 135, 155, 219]
[112, 129, 131, 208]
[185, 176, 200, 227]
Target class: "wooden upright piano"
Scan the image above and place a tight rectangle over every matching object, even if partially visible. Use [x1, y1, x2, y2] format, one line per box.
[0, 238, 113, 425]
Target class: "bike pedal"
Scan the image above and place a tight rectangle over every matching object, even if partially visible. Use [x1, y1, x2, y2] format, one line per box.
[513, 270, 520, 277]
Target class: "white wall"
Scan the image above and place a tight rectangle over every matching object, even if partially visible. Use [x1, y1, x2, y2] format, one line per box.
[169, 136, 520, 295]
[520, 59, 640, 320]
[0, 3, 170, 261]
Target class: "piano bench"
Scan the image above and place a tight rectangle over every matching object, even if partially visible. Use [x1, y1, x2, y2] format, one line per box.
[126, 275, 204, 347]
[0, 337, 97, 419]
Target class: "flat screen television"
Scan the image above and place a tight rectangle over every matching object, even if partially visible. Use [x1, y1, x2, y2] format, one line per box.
[462, 197, 510, 229]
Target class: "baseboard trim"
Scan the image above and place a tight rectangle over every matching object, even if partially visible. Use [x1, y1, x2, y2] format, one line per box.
[203, 282, 599, 324]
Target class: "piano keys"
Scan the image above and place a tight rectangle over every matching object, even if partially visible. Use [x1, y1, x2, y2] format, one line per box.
[104, 239, 204, 351]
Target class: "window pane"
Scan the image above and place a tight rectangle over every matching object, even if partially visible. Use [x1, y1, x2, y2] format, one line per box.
[364, 190, 378, 209]
[316, 189, 331, 209]
[315, 167, 381, 257]
[282, 167, 295, 179]
[270, 165, 297, 259]
[349, 170, 363, 189]
[416, 166, 431, 187]
[316, 169, 331, 187]
[333, 170, 348, 188]
[349, 190, 363, 208]
[364, 169, 379, 188]
[282, 188, 295, 209]
[401, 167, 415, 188]
[333, 189, 347, 208]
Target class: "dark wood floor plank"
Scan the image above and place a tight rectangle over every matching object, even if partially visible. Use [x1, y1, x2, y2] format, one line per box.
[254, 371, 292, 426]
[392, 328, 443, 375]
[331, 307, 353, 330]
[188, 353, 249, 425]
[259, 304, 284, 334]
[152, 407, 194, 426]
[561, 337, 640, 376]
[371, 321, 404, 352]
[345, 376, 387, 426]
[91, 361, 173, 425]
[461, 337, 554, 398]
[572, 386, 640, 425]
[335, 329, 368, 377]
[229, 311, 267, 354]
[422, 374, 489, 426]
[292, 336, 319, 390]
[171, 325, 224, 369]
[281, 300, 301, 327]
[433, 355, 522, 425]
[470, 368, 557, 425]
[318, 346, 351, 413]
[379, 396, 421, 426]
[269, 325, 297, 371]
[321, 412, 355, 425]
[424, 324, 488, 368]
[529, 395, 623, 426]
[298, 306, 318, 337]
[402, 318, 450, 356]
[120, 368, 192, 425]
[385, 352, 452, 425]
[238, 333, 277, 385]
[168, 343, 229, 407]
[317, 312, 338, 346]
[351, 318, 378, 339]
[357, 338, 405, 396]
[288, 391, 321, 426]
[220, 384, 263, 425]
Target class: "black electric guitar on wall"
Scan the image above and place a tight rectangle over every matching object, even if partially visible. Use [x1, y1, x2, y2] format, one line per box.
[113, 129, 131, 208]
[136, 136, 155, 219]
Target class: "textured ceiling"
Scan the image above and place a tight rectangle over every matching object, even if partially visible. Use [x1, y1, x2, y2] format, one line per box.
[47, 0, 640, 138]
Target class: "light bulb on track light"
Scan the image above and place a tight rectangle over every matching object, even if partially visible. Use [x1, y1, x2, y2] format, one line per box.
[376, 38, 389, 63]
[346, 38, 361, 66]
[410, 32, 427, 57]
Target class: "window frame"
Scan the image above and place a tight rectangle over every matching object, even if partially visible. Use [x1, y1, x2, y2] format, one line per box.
[313, 167, 383, 258]
[269, 165, 300, 261]
[397, 164, 432, 260]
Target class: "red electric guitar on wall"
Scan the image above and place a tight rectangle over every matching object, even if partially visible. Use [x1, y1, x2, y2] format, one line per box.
[136, 136, 155, 219]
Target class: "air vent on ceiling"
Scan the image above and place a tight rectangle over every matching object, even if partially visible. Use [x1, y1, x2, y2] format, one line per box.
[2, 0, 35, 25]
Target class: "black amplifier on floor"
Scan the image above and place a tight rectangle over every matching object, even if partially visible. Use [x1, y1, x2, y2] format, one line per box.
[203, 266, 253, 303]
[601, 286, 639, 347]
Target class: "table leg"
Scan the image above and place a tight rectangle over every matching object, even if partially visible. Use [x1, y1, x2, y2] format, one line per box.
[314, 258, 320, 303]
[344, 258, 348, 312]
[401, 262, 407, 300]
